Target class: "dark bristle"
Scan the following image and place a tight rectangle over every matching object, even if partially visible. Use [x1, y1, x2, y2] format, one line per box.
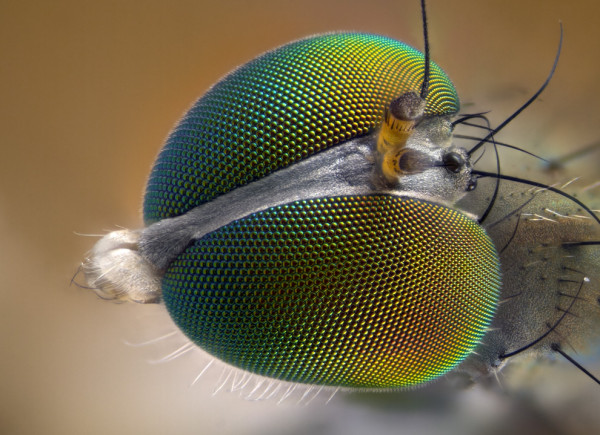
[558, 279, 585, 284]
[562, 241, 600, 247]
[419, 0, 430, 100]
[454, 120, 493, 132]
[454, 134, 549, 163]
[500, 292, 523, 301]
[499, 216, 520, 253]
[555, 305, 578, 318]
[468, 24, 563, 156]
[551, 343, 600, 385]
[500, 277, 587, 359]
[562, 266, 585, 274]
[451, 112, 491, 128]
[472, 170, 600, 225]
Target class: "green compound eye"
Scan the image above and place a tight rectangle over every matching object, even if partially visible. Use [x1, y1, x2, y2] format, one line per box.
[163, 195, 500, 389]
[143, 33, 459, 224]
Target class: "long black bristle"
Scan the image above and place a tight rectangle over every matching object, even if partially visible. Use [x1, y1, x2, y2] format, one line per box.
[552, 343, 600, 385]
[500, 278, 586, 359]
[472, 170, 600, 225]
[420, 0, 430, 99]
[468, 24, 563, 156]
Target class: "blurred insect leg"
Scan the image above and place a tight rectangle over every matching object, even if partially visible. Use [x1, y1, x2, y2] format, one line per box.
[545, 140, 600, 171]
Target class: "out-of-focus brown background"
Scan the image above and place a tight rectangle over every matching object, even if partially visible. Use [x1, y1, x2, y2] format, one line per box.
[2, 0, 600, 434]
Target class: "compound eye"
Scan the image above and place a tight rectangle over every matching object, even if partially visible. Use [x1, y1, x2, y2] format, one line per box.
[442, 151, 465, 173]
[162, 196, 501, 389]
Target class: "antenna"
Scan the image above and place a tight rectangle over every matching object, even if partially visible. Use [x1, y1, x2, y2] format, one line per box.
[420, 0, 430, 99]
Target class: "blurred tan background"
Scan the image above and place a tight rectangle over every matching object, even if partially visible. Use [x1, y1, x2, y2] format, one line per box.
[2, 0, 600, 434]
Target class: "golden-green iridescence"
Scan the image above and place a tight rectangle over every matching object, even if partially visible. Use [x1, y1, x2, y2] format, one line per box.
[143, 33, 459, 223]
[163, 196, 500, 388]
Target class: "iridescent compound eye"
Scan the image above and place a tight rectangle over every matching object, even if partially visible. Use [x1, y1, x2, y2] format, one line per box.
[142, 33, 459, 223]
[163, 195, 500, 388]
